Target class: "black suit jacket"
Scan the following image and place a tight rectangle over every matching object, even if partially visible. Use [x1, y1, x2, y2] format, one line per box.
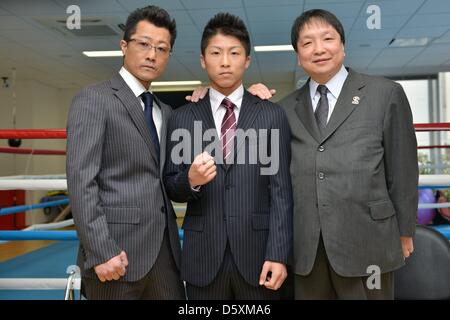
[164, 90, 293, 287]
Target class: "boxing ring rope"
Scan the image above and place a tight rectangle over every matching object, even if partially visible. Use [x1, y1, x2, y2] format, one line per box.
[0, 229, 185, 241]
[0, 265, 81, 301]
[0, 175, 67, 190]
[0, 147, 65, 155]
[0, 198, 69, 216]
[414, 123, 450, 132]
[24, 219, 74, 231]
[0, 129, 66, 139]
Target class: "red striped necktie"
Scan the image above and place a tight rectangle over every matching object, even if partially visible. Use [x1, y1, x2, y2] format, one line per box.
[220, 97, 237, 164]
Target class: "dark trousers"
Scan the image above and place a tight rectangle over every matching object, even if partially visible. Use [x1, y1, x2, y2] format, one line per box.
[82, 230, 186, 300]
[295, 235, 394, 300]
[186, 244, 280, 300]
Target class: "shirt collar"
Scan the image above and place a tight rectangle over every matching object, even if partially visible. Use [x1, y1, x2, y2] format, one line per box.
[119, 66, 160, 108]
[309, 65, 348, 101]
[210, 84, 244, 114]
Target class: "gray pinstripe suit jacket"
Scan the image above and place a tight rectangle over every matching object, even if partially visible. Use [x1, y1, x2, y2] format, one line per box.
[164, 91, 293, 287]
[66, 73, 181, 282]
[278, 68, 418, 277]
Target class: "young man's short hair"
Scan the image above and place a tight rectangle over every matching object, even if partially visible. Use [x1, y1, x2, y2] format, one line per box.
[201, 12, 251, 56]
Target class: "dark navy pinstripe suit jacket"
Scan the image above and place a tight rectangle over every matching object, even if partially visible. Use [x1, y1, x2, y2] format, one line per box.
[164, 90, 293, 287]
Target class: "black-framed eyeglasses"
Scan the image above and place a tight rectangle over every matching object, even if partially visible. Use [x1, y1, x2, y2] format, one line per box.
[128, 38, 172, 56]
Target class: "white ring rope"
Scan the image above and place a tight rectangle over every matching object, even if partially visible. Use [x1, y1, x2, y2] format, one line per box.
[419, 174, 450, 186]
[0, 174, 445, 190]
[0, 278, 80, 290]
[418, 202, 450, 209]
[0, 174, 67, 190]
[0, 174, 448, 190]
[23, 219, 74, 231]
[0, 266, 81, 298]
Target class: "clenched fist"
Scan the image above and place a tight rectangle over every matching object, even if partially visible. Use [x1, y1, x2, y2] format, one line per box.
[188, 151, 217, 187]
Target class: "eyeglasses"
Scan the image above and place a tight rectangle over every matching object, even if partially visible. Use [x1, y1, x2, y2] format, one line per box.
[128, 38, 171, 56]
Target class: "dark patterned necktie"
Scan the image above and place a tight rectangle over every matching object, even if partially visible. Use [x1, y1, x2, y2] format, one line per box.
[140, 92, 160, 161]
[220, 98, 237, 164]
[315, 84, 329, 132]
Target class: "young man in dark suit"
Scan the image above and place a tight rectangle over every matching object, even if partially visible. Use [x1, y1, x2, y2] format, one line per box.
[164, 13, 293, 300]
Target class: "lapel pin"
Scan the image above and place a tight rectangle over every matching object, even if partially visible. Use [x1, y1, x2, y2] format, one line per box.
[352, 96, 360, 105]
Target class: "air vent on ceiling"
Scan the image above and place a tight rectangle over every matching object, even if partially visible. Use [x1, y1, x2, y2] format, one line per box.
[34, 16, 123, 38]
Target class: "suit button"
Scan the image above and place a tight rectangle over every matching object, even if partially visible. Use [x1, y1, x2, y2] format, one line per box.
[318, 172, 325, 180]
[160, 206, 166, 213]
[318, 145, 325, 152]
[225, 184, 232, 190]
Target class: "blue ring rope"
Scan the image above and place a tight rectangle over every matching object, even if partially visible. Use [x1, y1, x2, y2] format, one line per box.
[0, 229, 185, 241]
[0, 198, 69, 216]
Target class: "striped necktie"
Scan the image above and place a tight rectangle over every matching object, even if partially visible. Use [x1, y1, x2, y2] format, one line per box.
[220, 98, 237, 164]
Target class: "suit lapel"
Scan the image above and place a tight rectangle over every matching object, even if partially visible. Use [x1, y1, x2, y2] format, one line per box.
[234, 90, 261, 157]
[321, 69, 366, 142]
[190, 92, 216, 132]
[294, 82, 322, 143]
[110, 73, 159, 165]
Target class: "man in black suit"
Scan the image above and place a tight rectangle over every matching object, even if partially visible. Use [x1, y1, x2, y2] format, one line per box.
[164, 13, 293, 300]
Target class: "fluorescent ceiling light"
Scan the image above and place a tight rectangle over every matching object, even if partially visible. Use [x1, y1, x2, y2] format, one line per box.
[152, 81, 202, 87]
[389, 37, 430, 47]
[254, 45, 294, 52]
[83, 50, 123, 57]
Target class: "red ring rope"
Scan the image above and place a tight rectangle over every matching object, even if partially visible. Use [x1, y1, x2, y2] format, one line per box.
[414, 123, 450, 132]
[0, 147, 66, 155]
[0, 124, 447, 139]
[417, 145, 450, 150]
[0, 129, 66, 139]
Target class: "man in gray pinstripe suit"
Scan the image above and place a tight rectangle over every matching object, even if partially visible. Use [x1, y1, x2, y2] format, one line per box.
[66, 6, 185, 299]
[164, 13, 293, 300]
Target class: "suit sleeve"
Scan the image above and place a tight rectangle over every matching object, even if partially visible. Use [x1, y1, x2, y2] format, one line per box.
[163, 113, 202, 203]
[265, 106, 293, 264]
[383, 83, 418, 237]
[66, 88, 122, 270]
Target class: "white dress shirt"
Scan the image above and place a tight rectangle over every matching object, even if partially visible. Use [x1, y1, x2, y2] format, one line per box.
[189, 85, 244, 192]
[119, 66, 162, 140]
[209, 85, 244, 136]
[309, 65, 348, 124]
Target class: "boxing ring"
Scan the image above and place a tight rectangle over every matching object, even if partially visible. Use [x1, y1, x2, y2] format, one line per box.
[1, 126, 450, 299]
